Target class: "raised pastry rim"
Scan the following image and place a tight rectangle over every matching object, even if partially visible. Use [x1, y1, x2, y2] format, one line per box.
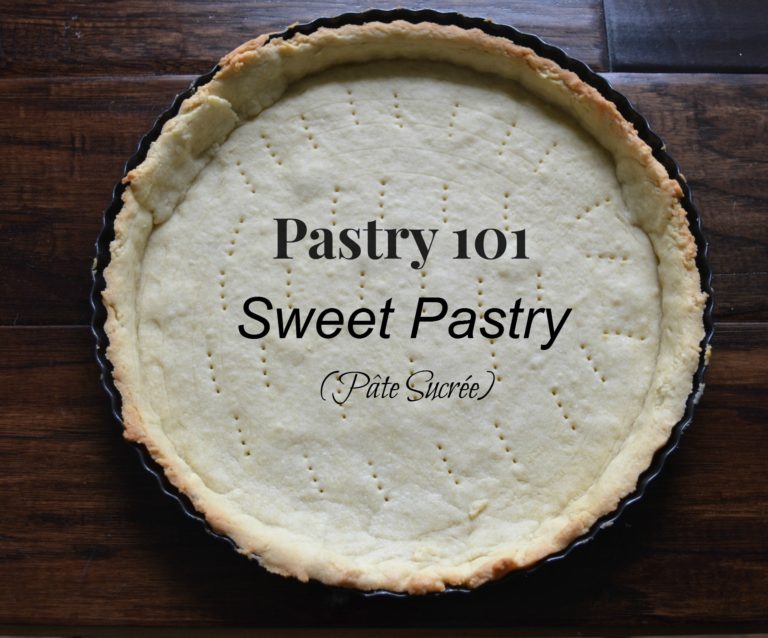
[92, 11, 713, 594]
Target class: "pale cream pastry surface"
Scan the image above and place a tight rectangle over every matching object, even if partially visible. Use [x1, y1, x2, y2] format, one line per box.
[103, 20, 707, 593]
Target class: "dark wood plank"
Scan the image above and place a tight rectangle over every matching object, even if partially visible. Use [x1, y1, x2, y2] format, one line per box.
[1, 74, 765, 325]
[0, 324, 765, 628]
[604, 0, 768, 72]
[0, 76, 190, 327]
[0, 0, 607, 78]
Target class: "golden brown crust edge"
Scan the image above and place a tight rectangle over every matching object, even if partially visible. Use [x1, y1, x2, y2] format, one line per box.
[102, 19, 707, 594]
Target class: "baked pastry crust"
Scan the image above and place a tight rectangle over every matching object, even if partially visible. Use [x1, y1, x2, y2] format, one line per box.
[103, 20, 707, 593]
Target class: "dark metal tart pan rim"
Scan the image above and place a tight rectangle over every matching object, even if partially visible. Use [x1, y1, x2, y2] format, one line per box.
[90, 7, 715, 599]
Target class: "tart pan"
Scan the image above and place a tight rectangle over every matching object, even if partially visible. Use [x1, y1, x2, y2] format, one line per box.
[90, 7, 715, 597]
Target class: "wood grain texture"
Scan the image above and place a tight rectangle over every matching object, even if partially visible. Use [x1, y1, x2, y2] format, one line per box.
[1, 2, 766, 631]
[605, 0, 768, 72]
[0, 76, 188, 327]
[0, 0, 607, 78]
[1, 73, 765, 325]
[0, 325, 765, 628]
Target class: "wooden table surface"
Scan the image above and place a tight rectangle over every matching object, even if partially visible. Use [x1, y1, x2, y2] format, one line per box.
[1, 1, 766, 634]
